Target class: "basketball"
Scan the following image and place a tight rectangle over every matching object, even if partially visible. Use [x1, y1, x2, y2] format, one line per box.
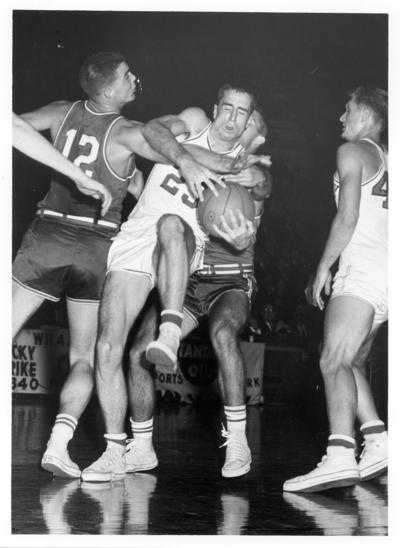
[197, 183, 255, 238]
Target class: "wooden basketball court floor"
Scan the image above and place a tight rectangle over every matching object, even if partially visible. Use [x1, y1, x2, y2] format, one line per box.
[11, 395, 388, 536]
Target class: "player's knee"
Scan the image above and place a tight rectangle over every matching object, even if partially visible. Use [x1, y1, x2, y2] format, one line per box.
[96, 336, 124, 369]
[211, 319, 237, 349]
[158, 214, 185, 238]
[319, 344, 356, 376]
[128, 340, 149, 371]
[68, 351, 94, 373]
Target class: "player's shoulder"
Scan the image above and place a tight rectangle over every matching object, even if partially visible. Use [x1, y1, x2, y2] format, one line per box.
[337, 141, 362, 156]
[338, 139, 382, 167]
[115, 118, 143, 130]
[112, 118, 144, 140]
[336, 141, 367, 167]
[42, 100, 76, 115]
[178, 106, 210, 135]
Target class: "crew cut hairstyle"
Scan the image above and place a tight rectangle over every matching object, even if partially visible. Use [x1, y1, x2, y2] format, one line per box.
[217, 82, 259, 113]
[79, 51, 127, 97]
[350, 85, 388, 132]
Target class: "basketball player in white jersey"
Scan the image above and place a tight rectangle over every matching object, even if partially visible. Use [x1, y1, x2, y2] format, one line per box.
[82, 83, 269, 481]
[284, 86, 388, 493]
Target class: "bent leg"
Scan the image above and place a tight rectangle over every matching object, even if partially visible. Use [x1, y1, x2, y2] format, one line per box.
[156, 214, 195, 312]
[320, 296, 375, 437]
[352, 328, 380, 425]
[145, 215, 196, 369]
[209, 289, 251, 478]
[96, 271, 152, 434]
[128, 303, 159, 423]
[12, 280, 45, 337]
[60, 300, 99, 418]
[209, 290, 250, 406]
[42, 300, 99, 478]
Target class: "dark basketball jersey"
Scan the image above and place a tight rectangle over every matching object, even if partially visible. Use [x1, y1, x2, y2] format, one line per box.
[204, 234, 255, 265]
[38, 100, 136, 224]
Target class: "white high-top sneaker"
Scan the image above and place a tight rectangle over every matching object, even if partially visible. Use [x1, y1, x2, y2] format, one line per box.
[283, 446, 360, 493]
[220, 426, 251, 478]
[41, 439, 81, 479]
[81, 444, 126, 482]
[125, 438, 158, 473]
[358, 431, 388, 481]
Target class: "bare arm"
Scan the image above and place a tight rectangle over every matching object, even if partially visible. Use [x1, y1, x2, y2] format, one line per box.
[142, 108, 232, 200]
[13, 113, 112, 215]
[20, 101, 72, 138]
[307, 142, 362, 309]
[127, 168, 145, 200]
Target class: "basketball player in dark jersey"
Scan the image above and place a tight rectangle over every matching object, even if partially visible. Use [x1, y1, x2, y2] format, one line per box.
[12, 113, 111, 212]
[81, 108, 271, 482]
[13, 51, 232, 479]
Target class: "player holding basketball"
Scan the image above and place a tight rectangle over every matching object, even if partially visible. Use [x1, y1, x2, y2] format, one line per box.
[82, 109, 271, 482]
[13, 51, 226, 479]
[283, 86, 388, 493]
[82, 84, 269, 482]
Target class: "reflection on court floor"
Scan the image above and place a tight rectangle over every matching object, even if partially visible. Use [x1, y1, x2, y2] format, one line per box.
[12, 398, 388, 535]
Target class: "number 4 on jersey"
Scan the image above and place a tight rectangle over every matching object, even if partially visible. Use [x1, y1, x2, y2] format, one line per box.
[372, 171, 388, 209]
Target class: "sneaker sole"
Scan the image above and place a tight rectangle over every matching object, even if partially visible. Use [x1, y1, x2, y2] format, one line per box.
[283, 471, 360, 493]
[41, 455, 81, 479]
[359, 458, 388, 481]
[81, 470, 125, 483]
[222, 460, 251, 478]
[126, 459, 158, 473]
[146, 341, 177, 370]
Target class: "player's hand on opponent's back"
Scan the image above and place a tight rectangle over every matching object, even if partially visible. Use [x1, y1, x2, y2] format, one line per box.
[305, 267, 332, 310]
[177, 153, 225, 201]
[212, 209, 255, 251]
[73, 173, 112, 217]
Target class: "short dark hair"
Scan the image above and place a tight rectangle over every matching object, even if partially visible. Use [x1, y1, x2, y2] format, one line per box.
[216, 82, 259, 113]
[349, 85, 388, 132]
[79, 51, 127, 97]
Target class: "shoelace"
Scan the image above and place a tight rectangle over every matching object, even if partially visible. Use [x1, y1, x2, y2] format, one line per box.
[125, 438, 150, 457]
[219, 425, 247, 460]
[316, 455, 328, 468]
[94, 448, 123, 468]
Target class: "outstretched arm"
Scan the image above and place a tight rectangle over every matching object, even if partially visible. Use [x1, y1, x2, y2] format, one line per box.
[13, 113, 112, 216]
[306, 142, 362, 309]
[142, 108, 243, 199]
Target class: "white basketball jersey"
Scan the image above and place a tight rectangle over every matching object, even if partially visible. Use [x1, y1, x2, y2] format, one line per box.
[121, 122, 243, 242]
[333, 138, 388, 266]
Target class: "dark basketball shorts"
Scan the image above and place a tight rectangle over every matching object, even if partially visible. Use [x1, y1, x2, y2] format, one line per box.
[12, 217, 118, 303]
[183, 271, 257, 326]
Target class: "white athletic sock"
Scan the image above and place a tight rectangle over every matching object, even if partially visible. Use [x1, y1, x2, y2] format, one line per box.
[160, 309, 183, 329]
[224, 405, 246, 433]
[130, 417, 154, 447]
[104, 432, 127, 451]
[360, 420, 386, 438]
[327, 434, 356, 457]
[48, 413, 77, 451]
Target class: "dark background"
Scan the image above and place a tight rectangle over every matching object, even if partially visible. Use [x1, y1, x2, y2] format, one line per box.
[12, 10, 388, 326]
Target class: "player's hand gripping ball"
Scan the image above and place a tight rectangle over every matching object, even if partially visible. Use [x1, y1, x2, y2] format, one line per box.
[197, 182, 255, 238]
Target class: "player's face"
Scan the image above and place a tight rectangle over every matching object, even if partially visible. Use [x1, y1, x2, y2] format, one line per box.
[110, 62, 139, 105]
[339, 97, 364, 141]
[212, 90, 253, 144]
